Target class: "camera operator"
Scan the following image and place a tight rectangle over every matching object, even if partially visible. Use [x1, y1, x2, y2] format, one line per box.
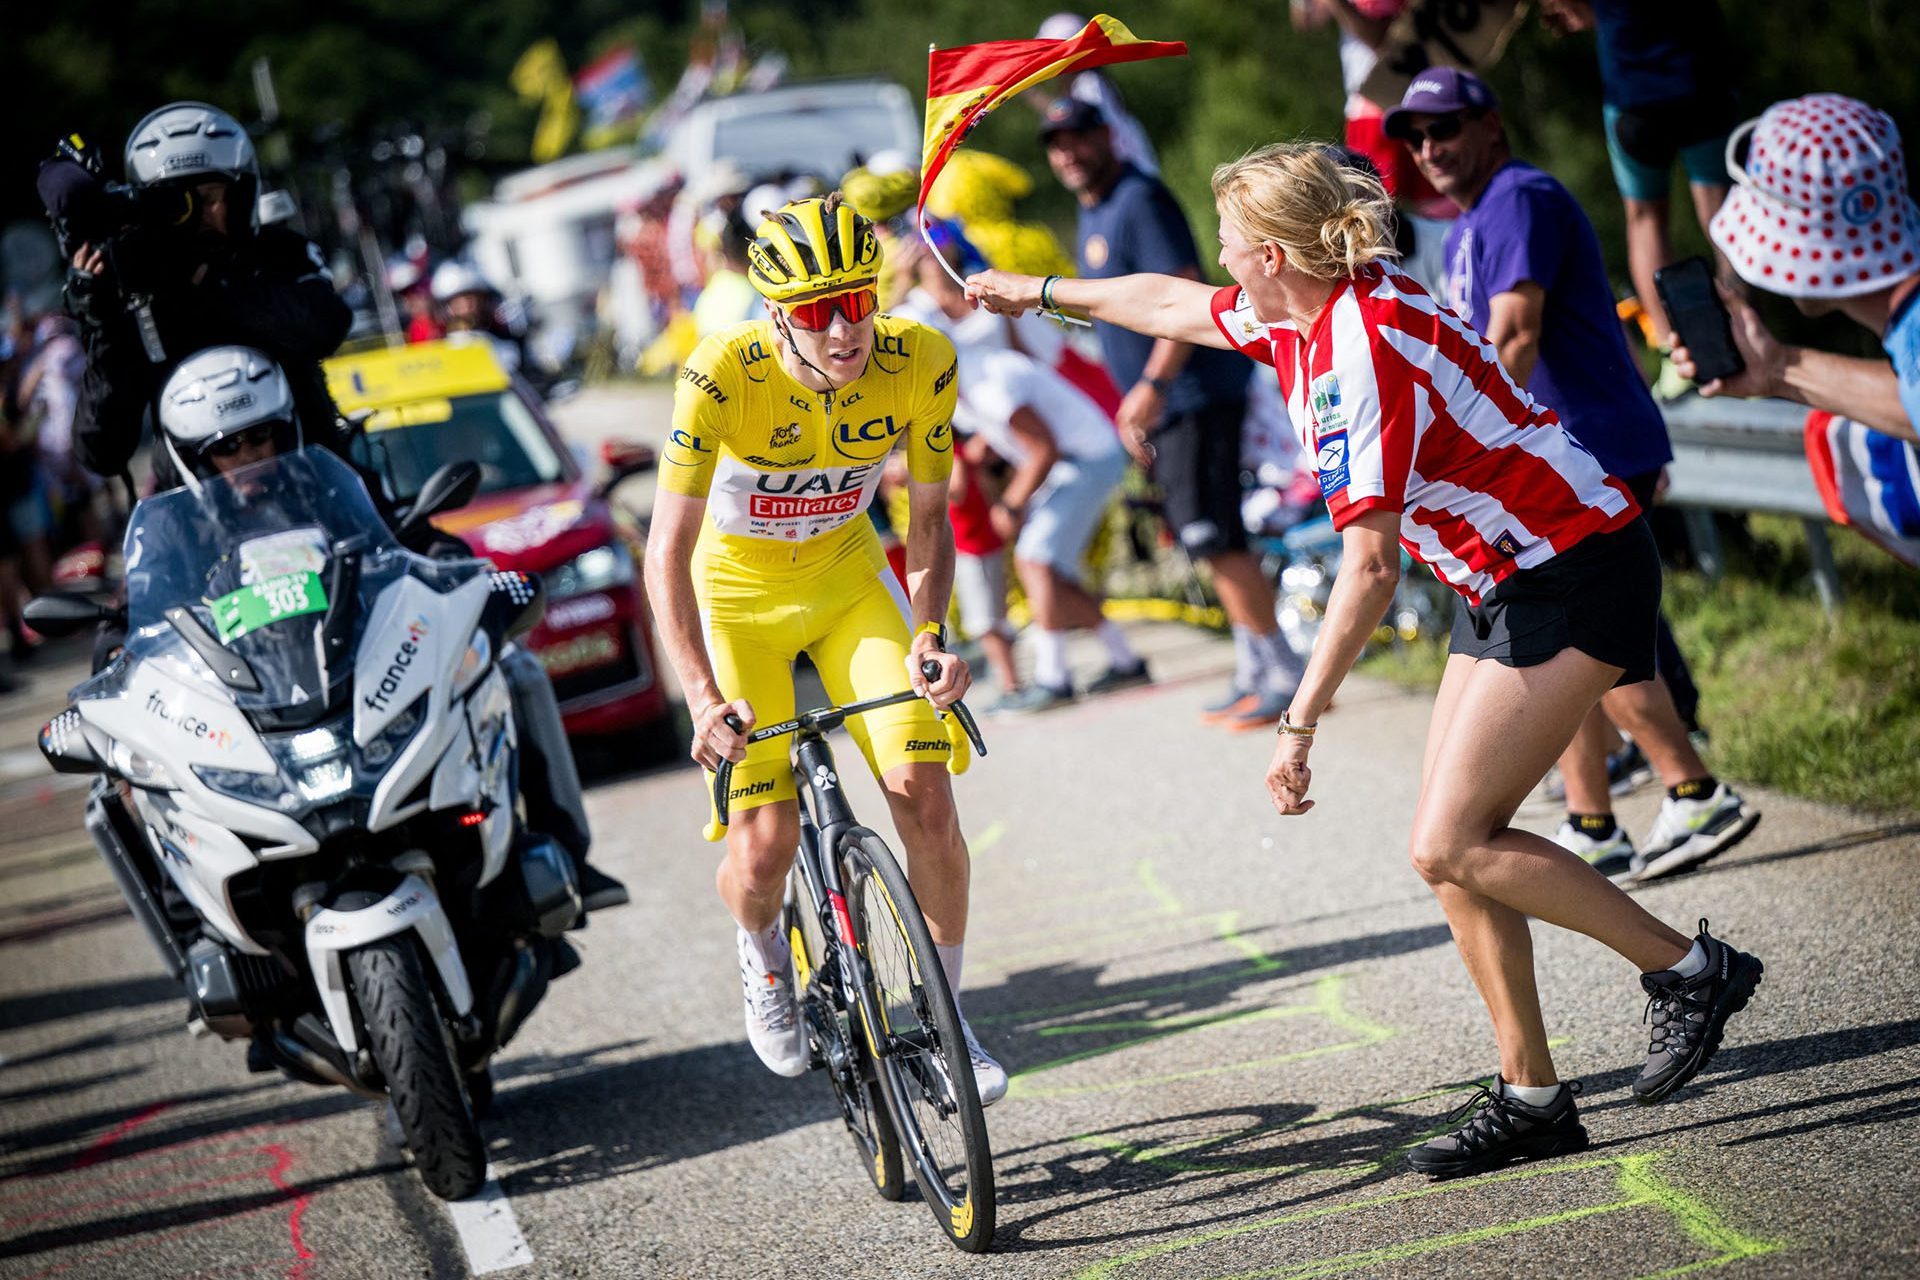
[43, 102, 351, 489]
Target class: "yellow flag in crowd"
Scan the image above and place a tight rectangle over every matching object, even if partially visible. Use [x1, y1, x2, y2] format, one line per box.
[512, 39, 580, 163]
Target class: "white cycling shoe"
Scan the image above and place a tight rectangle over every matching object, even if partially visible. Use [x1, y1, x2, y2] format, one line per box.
[737, 927, 809, 1078]
[959, 1016, 1008, 1107]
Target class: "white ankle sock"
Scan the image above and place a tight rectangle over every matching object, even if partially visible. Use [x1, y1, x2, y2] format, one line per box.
[742, 922, 788, 971]
[1668, 938, 1710, 979]
[1096, 620, 1139, 668]
[1032, 630, 1070, 690]
[1248, 628, 1304, 692]
[1502, 1079, 1564, 1107]
[935, 942, 964, 999]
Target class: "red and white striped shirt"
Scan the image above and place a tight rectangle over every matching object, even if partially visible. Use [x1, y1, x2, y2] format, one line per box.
[1211, 266, 1640, 604]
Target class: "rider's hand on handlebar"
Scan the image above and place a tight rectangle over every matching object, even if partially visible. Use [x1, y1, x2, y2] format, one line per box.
[909, 636, 971, 710]
[691, 698, 755, 771]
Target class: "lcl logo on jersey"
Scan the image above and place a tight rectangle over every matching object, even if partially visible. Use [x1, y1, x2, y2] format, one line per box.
[833, 414, 902, 460]
[742, 339, 772, 382]
[874, 333, 908, 359]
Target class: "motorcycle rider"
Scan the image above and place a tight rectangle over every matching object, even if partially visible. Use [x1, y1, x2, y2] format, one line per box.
[58, 102, 349, 491]
[122, 345, 627, 915]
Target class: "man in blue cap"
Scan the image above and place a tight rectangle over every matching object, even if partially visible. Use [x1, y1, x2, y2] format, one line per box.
[1385, 67, 1758, 886]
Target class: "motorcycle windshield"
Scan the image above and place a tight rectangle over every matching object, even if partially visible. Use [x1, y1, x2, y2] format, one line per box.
[121, 448, 399, 715]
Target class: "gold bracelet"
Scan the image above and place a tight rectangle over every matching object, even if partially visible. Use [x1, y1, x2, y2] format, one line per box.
[1276, 710, 1318, 739]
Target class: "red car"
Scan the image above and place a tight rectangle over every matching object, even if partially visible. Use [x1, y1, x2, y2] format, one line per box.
[328, 340, 683, 762]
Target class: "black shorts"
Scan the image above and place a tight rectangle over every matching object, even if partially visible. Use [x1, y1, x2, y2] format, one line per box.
[1149, 398, 1248, 559]
[1448, 519, 1661, 686]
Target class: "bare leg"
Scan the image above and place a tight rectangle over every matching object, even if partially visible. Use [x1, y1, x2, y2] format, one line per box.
[716, 800, 801, 933]
[1558, 704, 1624, 816]
[1206, 550, 1279, 637]
[1016, 557, 1107, 632]
[1690, 182, 1737, 291]
[1601, 675, 1708, 787]
[1623, 194, 1677, 341]
[980, 626, 1019, 691]
[880, 761, 970, 947]
[1411, 650, 1692, 1086]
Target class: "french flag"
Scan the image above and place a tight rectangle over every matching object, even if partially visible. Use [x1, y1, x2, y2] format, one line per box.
[1805, 410, 1920, 566]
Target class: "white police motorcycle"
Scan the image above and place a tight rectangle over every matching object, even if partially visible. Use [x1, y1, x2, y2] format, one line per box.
[29, 446, 583, 1201]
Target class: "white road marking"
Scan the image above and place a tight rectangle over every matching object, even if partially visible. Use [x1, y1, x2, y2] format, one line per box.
[446, 1165, 534, 1275]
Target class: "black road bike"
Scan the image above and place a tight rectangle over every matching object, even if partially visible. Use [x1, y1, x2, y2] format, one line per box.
[712, 663, 995, 1252]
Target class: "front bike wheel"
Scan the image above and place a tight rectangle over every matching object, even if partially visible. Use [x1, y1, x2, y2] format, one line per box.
[784, 873, 905, 1200]
[844, 831, 995, 1252]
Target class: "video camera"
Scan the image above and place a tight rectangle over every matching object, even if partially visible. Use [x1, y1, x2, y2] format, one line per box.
[37, 133, 196, 275]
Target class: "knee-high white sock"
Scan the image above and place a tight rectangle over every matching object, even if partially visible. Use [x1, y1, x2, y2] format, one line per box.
[935, 942, 964, 998]
[1032, 629, 1070, 690]
[1096, 619, 1140, 667]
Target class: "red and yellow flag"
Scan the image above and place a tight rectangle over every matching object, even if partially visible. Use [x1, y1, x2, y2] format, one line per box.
[920, 15, 1186, 223]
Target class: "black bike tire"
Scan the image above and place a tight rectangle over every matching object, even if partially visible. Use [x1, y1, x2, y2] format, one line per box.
[783, 876, 906, 1201]
[843, 830, 995, 1252]
[348, 935, 487, 1201]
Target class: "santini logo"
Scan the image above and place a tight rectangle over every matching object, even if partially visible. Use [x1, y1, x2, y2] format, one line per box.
[729, 778, 776, 801]
[363, 615, 431, 712]
[904, 739, 951, 753]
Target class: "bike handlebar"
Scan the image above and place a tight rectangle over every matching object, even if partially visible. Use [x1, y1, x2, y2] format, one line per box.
[709, 659, 986, 832]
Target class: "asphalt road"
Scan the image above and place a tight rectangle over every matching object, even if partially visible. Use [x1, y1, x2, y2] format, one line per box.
[3, 386, 1918, 1279]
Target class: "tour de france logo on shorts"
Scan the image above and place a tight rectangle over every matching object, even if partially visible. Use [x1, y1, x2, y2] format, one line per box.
[1083, 233, 1109, 270]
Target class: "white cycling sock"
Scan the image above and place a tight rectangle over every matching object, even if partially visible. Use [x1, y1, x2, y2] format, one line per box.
[1667, 938, 1710, 979]
[1249, 628, 1304, 693]
[1097, 620, 1139, 668]
[1230, 624, 1257, 691]
[1032, 630, 1070, 690]
[1502, 1079, 1565, 1108]
[935, 942, 964, 1001]
[742, 921, 789, 972]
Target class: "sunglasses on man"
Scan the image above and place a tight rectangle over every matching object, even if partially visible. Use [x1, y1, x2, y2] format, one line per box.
[781, 287, 879, 332]
[1400, 113, 1475, 149]
[204, 422, 282, 458]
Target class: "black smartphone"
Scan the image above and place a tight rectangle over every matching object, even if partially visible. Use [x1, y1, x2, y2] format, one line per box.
[1654, 257, 1744, 383]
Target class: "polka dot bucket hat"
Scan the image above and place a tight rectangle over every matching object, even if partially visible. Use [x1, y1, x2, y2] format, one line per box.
[1710, 94, 1920, 299]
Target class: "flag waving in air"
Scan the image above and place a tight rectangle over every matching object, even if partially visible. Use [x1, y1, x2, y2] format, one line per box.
[920, 14, 1186, 279]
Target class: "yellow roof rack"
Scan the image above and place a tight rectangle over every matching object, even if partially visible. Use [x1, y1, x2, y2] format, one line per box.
[324, 338, 512, 413]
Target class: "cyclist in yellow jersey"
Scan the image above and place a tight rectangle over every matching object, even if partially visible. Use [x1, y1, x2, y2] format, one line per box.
[643, 195, 1008, 1102]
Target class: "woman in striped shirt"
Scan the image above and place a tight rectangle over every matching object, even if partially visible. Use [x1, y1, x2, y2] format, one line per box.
[966, 142, 1764, 1177]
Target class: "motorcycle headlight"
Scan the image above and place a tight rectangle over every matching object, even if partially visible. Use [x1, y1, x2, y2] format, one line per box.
[361, 693, 428, 766]
[109, 741, 177, 790]
[195, 764, 302, 811]
[545, 542, 632, 601]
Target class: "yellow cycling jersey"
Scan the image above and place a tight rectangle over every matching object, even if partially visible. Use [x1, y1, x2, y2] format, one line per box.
[662, 315, 958, 566]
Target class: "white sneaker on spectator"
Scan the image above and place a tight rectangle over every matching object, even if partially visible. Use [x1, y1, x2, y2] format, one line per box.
[1632, 785, 1760, 883]
[737, 927, 809, 1078]
[959, 1016, 1008, 1107]
[1553, 820, 1637, 883]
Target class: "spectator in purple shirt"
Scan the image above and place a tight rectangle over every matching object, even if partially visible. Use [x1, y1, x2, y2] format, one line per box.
[1388, 68, 1760, 885]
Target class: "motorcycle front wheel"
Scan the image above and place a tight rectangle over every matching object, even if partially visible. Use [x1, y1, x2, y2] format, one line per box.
[348, 935, 487, 1200]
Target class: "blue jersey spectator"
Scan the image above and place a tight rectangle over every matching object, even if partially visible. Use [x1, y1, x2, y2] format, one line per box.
[1040, 96, 1300, 730]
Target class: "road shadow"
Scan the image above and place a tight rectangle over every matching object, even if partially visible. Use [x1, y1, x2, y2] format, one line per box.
[1666, 821, 1920, 884]
[482, 1037, 840, 1196]
[0, 974, 181, 1037]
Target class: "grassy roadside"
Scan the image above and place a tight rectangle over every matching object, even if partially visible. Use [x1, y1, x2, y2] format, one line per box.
[1357, 516, 1920, 814]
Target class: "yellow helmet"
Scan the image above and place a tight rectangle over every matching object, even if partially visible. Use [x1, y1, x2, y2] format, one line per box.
[746, 195, 882, 303]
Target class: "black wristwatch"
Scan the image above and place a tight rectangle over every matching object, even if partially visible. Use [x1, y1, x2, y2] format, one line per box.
[1141, 375, 1174, 395]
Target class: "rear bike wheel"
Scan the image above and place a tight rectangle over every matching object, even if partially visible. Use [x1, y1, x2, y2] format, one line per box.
[784, 872, 905, 1200]
[843, 831, 995, 1252]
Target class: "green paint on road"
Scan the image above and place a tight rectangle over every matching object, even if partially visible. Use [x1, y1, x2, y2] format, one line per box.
[969, 819, 1007, 855]
[1069, 1152, 1782, 1280]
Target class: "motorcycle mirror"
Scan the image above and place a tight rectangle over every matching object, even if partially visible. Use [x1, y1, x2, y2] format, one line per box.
[22, 594, 122, 637]
[596, 438, 657, 499]
[398, 461, 481, 542]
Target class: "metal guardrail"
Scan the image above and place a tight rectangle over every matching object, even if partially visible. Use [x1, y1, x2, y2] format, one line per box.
[1656, 395, 1844, 611]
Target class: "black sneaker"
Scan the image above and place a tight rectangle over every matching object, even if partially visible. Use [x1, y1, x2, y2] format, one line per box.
[578, 864, 631, 912]
[1406, 1077, 1590, 1179]
[1086, 659, 1151, 695]
[1633, 919, 1763, 1104]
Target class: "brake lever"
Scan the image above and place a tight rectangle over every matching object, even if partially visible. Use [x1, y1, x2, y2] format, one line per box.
[711, 712, 747, 829]
[920, 658, 987, 758]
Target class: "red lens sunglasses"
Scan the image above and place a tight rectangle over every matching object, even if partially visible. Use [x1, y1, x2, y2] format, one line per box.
[782, 287, 878, 331]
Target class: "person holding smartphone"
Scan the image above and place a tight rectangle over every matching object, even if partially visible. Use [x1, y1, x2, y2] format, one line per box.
[1671, 94, 1920, 447]
[1390, 68, 1758, 884]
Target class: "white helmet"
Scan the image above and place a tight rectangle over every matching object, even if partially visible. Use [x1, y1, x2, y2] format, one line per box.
[124, 102, 261, 232]
[430, 259, 491, 303]
[157, 346, 300, 485]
